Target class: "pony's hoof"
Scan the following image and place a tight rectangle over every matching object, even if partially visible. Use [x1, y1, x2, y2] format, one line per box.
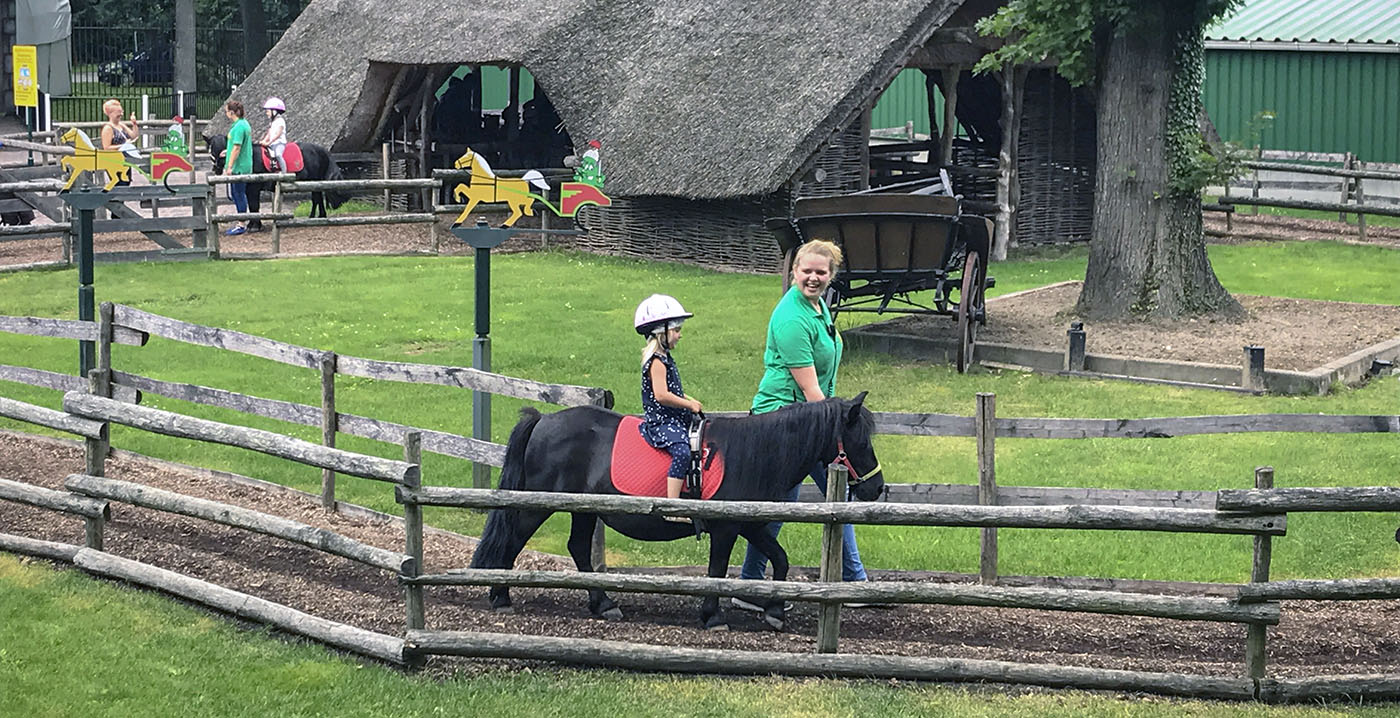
[492, 605, 515, 615]
[763, 614, 785, 631]
[704, 622, 729, 632]
[601, 607, 624, 621]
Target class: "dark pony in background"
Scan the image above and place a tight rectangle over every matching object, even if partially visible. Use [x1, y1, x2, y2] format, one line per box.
[205, 134, 349, 230]
[470, 393, 885, 631]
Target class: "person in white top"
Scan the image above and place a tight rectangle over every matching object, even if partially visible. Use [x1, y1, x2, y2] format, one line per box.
[260, 97, 288, 172]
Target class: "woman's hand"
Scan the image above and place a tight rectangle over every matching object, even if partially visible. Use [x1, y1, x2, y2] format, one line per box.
[688, 398, 703, 414]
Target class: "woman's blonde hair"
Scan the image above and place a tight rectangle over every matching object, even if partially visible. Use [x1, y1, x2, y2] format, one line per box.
[102, 99, 122, 117]
[792, 239, 842, 276]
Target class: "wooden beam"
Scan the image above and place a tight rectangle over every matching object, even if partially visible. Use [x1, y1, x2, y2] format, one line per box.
[412, 569, 1279, 624]
[406, 631, 1255, 700]
[0, 477, 110, 518]
[1218, 486, 1400, 513]
[62, 392, 418, 485]
[1238, 578, 1400, 603]
[336, 355, 611, 407]
[399, 486, 1287, 535]
[64, 474, 410, 573]
[0, 530, 81, 563]
[74, 549, 406, 664]
[0, 396, 108, 439]
[112, 304, 325, 369]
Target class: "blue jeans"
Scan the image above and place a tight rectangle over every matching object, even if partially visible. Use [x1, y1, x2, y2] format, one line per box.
[229, 182, 248, 213]
[740, 463, 867, 582]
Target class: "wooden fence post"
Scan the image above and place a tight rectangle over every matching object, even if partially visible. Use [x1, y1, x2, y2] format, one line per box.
[382, 142, 392, 212]
[1355, 176, 1367, 241]
[1245, 465, 1274, 680]
[1339, 152, 1354, 222]
[271, 177, 283, 254]
[1243, 345, 1265, 392]
[976, 392, 998, 585]
[816, 463, 844, 653]
[403, 431, 426, 635]
[83, 302, 115, 479]
[320, 352, 337, 510]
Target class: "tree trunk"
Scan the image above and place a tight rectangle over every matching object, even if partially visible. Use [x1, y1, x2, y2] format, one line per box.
[240, 0, 269, 73]
[174, 0, 196, 95]
[1076, 2, 1243, 321]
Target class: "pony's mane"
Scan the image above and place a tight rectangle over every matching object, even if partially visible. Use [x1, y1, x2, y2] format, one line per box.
[472, 151, 496, 177]
[706, 398, 859, 498]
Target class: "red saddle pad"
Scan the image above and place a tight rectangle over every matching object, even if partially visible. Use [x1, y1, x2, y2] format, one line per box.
[610, 416, 723, 499]
[262, 142, 304, 173]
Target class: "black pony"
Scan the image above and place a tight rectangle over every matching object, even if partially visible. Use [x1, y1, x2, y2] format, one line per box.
[470, 393, 885, 630]
[204, 134, 349, 230]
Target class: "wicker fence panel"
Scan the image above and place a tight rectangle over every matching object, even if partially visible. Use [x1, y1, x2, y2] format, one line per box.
[572, 194, 788, 274]
[1015, 69, 1096, 245]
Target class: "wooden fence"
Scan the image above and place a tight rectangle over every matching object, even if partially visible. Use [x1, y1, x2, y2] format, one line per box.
[1214, 149, 1400, 241]
[4, 309, 1400, 700]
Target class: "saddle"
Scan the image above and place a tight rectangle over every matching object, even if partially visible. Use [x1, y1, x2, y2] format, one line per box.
[610, 416, 724, 499]
[260, 142, 305, 173]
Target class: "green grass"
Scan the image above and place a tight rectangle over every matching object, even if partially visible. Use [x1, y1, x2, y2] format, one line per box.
[292, 199, 383, 217]
[1, 242, 1398, 584]
[4, 554, 1394, 717]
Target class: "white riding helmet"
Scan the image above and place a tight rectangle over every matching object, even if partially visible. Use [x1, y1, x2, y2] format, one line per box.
[634, 294, 692, 335]
[262, 97, 286, 112]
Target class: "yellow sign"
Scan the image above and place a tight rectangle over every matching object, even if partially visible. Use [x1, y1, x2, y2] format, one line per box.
[12, 45, 37, 107]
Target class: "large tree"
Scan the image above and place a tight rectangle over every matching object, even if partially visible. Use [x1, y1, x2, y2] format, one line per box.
[979, 0, 1245, 320]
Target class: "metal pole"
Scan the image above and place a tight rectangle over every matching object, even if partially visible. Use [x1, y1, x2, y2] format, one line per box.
[76, 207, 95, 376]
[473, 244, 493, 490]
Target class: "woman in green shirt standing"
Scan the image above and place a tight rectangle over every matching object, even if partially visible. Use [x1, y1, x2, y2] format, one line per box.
[737, 239, 868, 598]
[221, 100, 253, 236]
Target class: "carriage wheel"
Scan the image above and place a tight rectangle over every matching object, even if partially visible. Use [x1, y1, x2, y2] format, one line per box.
[956, 252, 982, 373]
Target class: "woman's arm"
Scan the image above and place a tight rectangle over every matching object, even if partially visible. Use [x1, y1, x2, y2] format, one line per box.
[99, 125, 116, 150]
[648, 359, 702, 413]
[787, 365, 825, 402]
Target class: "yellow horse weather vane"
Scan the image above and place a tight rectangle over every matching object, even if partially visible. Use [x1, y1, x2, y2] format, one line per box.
[451, 140, 611, 227]
[53, 127, 194, 191]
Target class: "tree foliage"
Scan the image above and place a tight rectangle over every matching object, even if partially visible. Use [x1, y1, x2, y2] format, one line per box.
[71, 0, 306, 30]
[974, 0, 1246, 196]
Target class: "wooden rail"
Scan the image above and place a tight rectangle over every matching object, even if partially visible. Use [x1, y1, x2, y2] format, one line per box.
[64, 474, 412, 573]
[0, 396, 108, 439]
[409, 569, 1278, 624]
[112, 304, 326, 369]
[336, 355, 613, 408]
[73, 549, 405, 664]
[398, 487, 1286, 535]
[1237, 577, 1400, 603]
[0, 477, 109, 518]
[404, 631, 1256, 700]
[1217, 486, 1400, 512]
[0, 315, 148, 346]
[62, 392, 418, 485]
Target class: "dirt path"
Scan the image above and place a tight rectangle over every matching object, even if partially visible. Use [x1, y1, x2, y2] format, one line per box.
[3, 431, 1398, 679]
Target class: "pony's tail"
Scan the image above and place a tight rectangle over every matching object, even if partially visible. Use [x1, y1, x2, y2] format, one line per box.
[324, 154, 350, 209]
[469, 407, 542, 569]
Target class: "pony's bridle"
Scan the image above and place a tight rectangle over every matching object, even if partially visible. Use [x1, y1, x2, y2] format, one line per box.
[835, 440, 881, 486]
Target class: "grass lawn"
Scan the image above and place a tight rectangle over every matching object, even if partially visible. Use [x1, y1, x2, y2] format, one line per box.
[0, 241, 1398, 584]
[3, 553, 1392, 718]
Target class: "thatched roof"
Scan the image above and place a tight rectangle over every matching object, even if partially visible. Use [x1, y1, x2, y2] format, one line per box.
[224, 0, 964, 199]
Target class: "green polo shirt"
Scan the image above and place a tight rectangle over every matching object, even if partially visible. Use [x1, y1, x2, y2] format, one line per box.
[752, 286, 842, 414]
[227, 118, 253, 174]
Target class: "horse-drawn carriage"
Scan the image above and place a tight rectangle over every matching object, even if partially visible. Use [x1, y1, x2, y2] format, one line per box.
[768, 188, 994, 372]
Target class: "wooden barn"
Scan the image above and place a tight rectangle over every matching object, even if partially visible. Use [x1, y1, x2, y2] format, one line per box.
[221, 0, 1096, 272]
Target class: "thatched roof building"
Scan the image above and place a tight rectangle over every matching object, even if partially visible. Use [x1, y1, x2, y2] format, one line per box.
[224, 0, 1094, 271]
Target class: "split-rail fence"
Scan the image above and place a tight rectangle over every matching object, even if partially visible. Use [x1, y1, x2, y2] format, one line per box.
[2, 307, 1400, 702]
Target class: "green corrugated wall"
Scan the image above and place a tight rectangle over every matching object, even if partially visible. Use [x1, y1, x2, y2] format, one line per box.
[870, 52, 1400, 162]
[870, 69, 942, 136]
[1203, 50, 1400, 162]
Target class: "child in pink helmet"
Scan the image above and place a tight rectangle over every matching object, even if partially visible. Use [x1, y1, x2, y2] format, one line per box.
[634, 294, 703, 517]
[260, 97, 288, 172]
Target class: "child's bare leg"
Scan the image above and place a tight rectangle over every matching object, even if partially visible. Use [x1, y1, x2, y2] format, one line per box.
[664, 476, 691, 522]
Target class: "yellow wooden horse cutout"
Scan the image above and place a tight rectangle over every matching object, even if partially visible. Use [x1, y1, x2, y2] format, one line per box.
[59, 127, 134, 191]
[451, 148, 551, 227]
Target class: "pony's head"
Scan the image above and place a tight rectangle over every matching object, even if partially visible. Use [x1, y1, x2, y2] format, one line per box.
[836, 392, 884, 501]
[453, 148, 476, 170]
[203, 133, 227, 173]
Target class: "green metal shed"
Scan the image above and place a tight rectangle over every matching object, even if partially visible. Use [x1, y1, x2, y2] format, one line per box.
[1204, 0, 1400, 162]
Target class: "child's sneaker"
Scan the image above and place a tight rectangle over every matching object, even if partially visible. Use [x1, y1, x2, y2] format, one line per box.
[224, 225, 246, 236]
